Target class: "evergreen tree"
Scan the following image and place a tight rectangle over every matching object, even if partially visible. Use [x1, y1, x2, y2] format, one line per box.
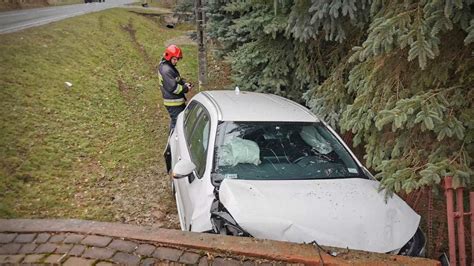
[206, 0, 473, 194]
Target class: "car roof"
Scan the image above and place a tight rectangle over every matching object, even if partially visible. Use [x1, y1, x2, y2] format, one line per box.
[199, 90, 319, 122]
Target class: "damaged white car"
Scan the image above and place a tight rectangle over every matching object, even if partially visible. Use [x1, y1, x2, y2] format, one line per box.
[164, 90, 426, 257]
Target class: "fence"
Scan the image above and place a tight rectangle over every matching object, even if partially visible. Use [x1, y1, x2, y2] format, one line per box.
[444, 176, 473, 266]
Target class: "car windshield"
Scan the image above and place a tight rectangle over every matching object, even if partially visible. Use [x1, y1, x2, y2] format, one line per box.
[213, 121, 365, 180]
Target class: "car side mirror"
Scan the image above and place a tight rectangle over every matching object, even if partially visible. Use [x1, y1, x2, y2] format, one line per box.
[172, 159, 196, 179]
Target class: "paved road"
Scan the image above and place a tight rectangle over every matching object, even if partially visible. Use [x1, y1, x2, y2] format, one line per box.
[0, 0, 136, 34]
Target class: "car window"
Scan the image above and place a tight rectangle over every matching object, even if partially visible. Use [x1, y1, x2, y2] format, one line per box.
[184, 101, 197, 125]
[184, 103, 203, 141]
[189, 112, 211, 177]
[214, 121, 365, 181]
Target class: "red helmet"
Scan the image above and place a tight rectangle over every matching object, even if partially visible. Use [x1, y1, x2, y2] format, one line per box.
[163, 45, 183, 61]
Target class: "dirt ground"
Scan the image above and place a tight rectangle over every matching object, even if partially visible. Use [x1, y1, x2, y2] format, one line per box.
[103, 164, 180, 229]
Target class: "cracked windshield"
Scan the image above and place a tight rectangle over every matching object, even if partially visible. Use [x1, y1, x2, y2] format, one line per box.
[215, 122, 362, 180]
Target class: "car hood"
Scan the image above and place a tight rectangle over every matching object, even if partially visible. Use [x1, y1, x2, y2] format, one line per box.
[218, 178, 420, 253]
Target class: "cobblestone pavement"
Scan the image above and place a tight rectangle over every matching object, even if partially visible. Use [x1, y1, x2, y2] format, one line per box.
[0, 219, 305, 265]
[0, 231, 280, 265]
[0, 219, 440, 265]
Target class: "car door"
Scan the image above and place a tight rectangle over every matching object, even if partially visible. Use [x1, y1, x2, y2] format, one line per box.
[173, 101, 211, 230]
[183, 107, 211, 230]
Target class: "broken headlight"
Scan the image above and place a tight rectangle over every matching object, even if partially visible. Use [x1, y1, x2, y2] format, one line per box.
[210, 200, 251, 237]
[398, 228, 426, 257]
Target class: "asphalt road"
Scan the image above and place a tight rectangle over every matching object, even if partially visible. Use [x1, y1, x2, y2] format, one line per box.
[0, 0, 136, 34]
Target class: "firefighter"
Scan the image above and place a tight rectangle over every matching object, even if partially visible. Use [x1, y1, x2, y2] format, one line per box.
[158, 44, 193, 132]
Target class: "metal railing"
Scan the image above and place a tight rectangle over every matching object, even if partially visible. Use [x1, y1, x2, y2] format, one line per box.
[444, 176, 473, 266]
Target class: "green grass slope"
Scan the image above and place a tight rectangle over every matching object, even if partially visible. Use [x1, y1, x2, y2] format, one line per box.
[0, 8, 197, 223]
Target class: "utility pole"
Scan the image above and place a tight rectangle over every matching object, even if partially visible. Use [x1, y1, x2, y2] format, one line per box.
[195, 0, 207, 89]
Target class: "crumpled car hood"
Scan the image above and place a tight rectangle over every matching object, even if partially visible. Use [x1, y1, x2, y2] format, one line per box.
[219, 178, 420, 253]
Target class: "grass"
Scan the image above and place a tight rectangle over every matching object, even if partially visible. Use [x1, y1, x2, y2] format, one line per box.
[0, 8, 198, 222]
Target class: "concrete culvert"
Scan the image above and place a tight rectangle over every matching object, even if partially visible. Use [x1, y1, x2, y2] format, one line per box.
[163, 15, 177, 29]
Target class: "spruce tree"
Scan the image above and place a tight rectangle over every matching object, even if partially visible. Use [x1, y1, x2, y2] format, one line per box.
[206, 0, 473, 194]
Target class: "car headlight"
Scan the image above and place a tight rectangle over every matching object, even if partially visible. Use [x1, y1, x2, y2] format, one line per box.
[398, 228, 426, 257]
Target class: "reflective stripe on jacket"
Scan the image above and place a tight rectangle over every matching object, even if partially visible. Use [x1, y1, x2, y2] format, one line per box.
[158, 60, 189, 106]
[163, 98, 185, 106]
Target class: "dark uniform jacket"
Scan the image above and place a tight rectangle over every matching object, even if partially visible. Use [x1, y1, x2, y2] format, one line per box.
[158, 60, 190, 106]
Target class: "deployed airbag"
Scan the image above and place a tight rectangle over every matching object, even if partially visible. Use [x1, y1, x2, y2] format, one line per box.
[299, 126, 333, 154]
[218, 137, 261, 167]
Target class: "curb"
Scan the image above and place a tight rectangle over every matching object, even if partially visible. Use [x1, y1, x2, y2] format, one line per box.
[0, 219, 440, 265]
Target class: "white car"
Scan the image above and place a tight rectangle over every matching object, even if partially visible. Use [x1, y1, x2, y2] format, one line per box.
[164, 90, 426, 256]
